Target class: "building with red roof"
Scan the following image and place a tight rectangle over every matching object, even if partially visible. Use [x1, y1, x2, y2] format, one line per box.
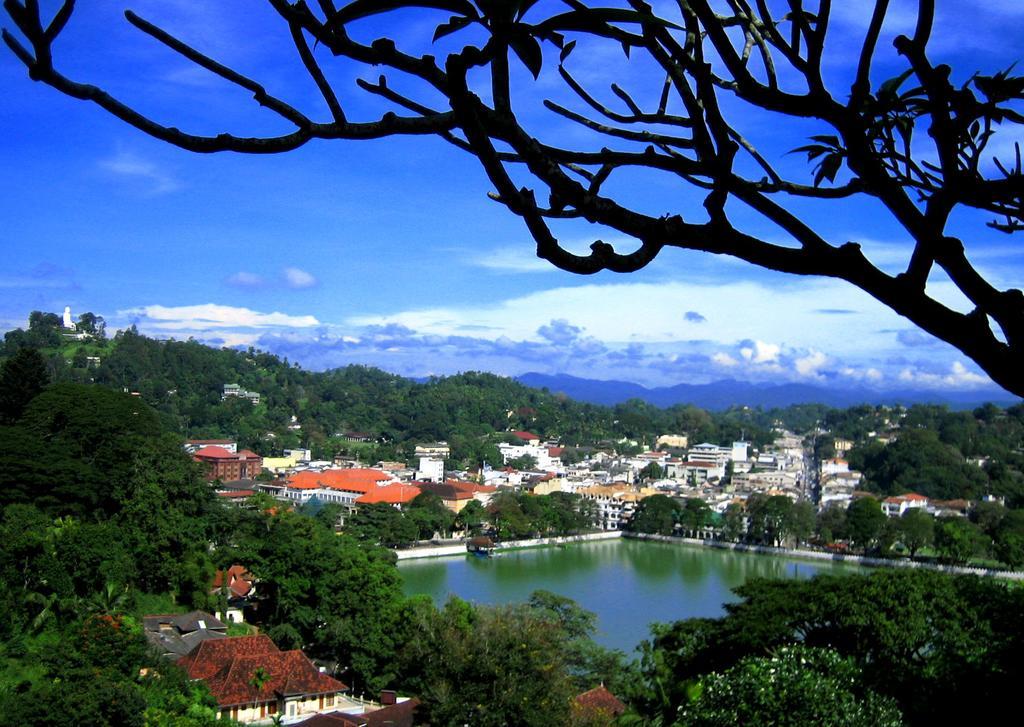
[194, 446, 262, 481]
[355, 484, 422, 509]
[178, 635, 349, 723]
[417, 480, 497, 513]
[882, 492, 930, 517]
[281, 469, 398, 509]
[288, 468, 394, 494]
[573, 685, 626, 721]
[511, 430, 541, 444]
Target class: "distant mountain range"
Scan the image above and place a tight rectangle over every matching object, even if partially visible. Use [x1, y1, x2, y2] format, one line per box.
[515, 372, 1020, 411]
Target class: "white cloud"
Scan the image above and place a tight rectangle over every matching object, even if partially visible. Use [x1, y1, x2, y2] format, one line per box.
[120, 303, 319, 330]
[283, 267, 317, 289]
[712, 352, 739, 367]
[346, 279, 904, 357]
[225, 271, 265, 288]
[795, 350, 828, 377]
[741, 340, 781, 364]
[471, 246, 557, 273]
[898, 361, 991, 389]
[98, 151, 179, 195]
[840, 366, 885, 383]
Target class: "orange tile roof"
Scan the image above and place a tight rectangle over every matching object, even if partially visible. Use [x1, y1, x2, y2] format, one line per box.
[194, 446, 235, 459]
[288, 468, 393, 493]
[511, 430, 540, 441]
[180, 636, 345, 708]
[356, 484, 422, 505]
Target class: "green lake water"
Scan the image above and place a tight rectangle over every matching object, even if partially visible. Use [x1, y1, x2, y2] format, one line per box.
[399, 539, 860, 654]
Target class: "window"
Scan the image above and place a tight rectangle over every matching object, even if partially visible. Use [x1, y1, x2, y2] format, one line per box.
[325, 694, 335, 707]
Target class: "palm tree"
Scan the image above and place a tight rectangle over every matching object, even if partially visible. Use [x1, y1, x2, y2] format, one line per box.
[86, 581, 132, 616]
[249, 666, 272, 717]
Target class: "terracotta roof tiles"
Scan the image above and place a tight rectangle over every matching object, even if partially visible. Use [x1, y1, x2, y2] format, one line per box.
[180, 636, 346, 708]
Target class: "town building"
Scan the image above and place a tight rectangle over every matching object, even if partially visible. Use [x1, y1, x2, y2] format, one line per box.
[222, 383, 261, 405]
[882, 493, 929, 517]
[194, 446, 262, 481]
[178, 635, 351, 723]
[143, 611, 227, 661]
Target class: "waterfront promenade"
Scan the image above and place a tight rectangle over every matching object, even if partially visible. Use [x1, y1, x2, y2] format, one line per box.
[394, 529, 1024, 580]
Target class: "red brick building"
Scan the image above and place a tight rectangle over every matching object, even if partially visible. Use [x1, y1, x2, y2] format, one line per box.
[193, 446, 262, 481]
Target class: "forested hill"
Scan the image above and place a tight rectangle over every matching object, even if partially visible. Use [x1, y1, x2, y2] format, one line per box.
[5, 314, 1024, 492]
[5, 319, 772, 463]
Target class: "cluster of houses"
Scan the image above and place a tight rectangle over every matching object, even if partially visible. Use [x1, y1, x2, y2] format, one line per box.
[190, 414, 993, 546]
[186, 426, 820, 533]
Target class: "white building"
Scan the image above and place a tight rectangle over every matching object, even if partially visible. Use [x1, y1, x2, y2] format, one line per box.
[416, 457, 444, 483]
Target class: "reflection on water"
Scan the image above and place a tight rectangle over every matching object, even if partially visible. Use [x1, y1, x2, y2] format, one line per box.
[399, 540, 859, 654]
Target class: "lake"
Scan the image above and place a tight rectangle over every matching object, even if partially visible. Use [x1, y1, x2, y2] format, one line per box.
[399, 539, 860, 653]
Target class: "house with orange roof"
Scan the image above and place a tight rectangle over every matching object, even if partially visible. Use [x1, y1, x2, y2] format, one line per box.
[418, 480, 497, 513]
[511, 430, 541, 445]
[882, 492, 929, 517]
[282, 469, 397, 508]
[355, 484, 422, 510]
[210, 565, 255, 623]
[179, 635, 355, 723]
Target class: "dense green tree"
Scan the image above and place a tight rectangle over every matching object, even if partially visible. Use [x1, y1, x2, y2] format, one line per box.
[394, 594, 615, 727]
[816, 505, 848, 544]
[745, 494, 793, 546]
[677, 646, 902, 727]
[849, 429, 987, 501]
[845, 497, 887, 553]
[638, 462, 664, 481]
[345, 503, 419, 548]
[455, 498, 487, 534]
[897, 509, 935, 558]
[678, 499, 713, 537]
[720, 503, 746, 542]
[487, 492, 535, 540]
[406, 493, 456, 540]
[638, 570, 1024, 725]
[788, 501, 816, 546]
[628, 495, 680, 536]
[994, 509, 1024, 568]
[239, 509, 406, 691]
[934, 517, 988, 565]
[0, 347, 49, 423]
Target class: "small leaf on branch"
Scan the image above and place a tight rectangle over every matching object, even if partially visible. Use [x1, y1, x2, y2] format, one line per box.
[510, 33, 543, 79]
[433, 15, 474, 42]
[559, 39, 576, 62]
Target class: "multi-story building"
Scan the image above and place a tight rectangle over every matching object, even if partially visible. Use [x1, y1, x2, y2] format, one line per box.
[193, 446, 262, 481]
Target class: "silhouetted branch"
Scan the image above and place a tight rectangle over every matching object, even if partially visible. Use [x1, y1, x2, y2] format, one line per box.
[4, 0, 1023, 395]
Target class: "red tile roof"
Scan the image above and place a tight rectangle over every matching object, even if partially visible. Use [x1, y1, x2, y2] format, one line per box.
[356, 484, 422, 505]
[218, 490, 254, 499]
[211, 565, 254, 599]
[511, 430, 540, 441]
[295, 699, 420, 727]
[180, 636, 346, 708]
[288, 469, 393, 493]
[574, 685, 626, 717]
[194, 446, 235, 459]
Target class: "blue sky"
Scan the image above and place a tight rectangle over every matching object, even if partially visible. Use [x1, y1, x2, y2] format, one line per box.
[2, 1, 1022, 394]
